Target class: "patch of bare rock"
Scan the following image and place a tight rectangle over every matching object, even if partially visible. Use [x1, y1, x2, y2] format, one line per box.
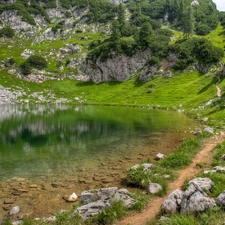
[160, 177, 224, 222]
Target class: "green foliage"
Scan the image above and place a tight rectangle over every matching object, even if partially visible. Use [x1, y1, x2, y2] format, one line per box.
[129, 191, 149, 212]
[171, 37, 224, 70]
[116, 37, 137, 56]
[84, 0, 116, 23]
[20, 61, 32, 75]
[136, 21, 155, 48]
[27, 55, 47, 69]
[0, 2, 36, 25]
[196, 24, 211, 36]
[194, 38, 224, 65]
[146, 56, 160, 68]
[159, 134, 206, 169]
[5, 57, 16, 67]
[51, 20, 64, 34]
[20, 55, 47, 75]
[127, 165, 151, 188]
[0, 26, 15, 38]
[89, 200, 126, 225]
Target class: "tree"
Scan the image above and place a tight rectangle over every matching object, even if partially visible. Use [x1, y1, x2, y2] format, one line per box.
[136, 21, 154, 48]
[117, 3, 125, 27]
[183, 6, 195, 39]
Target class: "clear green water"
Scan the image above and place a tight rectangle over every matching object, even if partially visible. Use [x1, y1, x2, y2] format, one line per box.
[0, 104, 200, 182]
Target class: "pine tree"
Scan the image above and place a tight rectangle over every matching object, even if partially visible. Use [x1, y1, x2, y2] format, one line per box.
[117, 3, 125, 27]
[183, 6, 195, 39]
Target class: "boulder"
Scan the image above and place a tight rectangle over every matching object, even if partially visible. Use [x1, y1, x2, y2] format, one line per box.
[180, 183, 216, 214]
[188, 178, 213, 191]
[221, 154, 225, 160]
[63, 192, 78, 202]
[80, 191, 99, 204]
[111, 188, 137, 207]
[9, 206, 20, 215]
[139, 65, 158, 82]
[215, 191, 225, 209]
[161, 189, 183, 214]
[214, 166, 225, 172]
[146, 183, 162, 194]
[161, 199, 178, 214]
[155, 153, 166, 161]
[76, 187, 136, 220]
[76, 200, 110, 220]
[131, 163, 153, 171]
[204, 127, 214, 134]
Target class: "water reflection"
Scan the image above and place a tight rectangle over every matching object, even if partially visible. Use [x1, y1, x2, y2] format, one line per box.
[0, 104, 200, 181]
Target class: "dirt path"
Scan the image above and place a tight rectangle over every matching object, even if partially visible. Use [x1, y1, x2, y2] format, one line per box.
[118, 132, 225, 225]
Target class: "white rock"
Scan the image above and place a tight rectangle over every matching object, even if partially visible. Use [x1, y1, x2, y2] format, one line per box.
[9, 206, 20, 215]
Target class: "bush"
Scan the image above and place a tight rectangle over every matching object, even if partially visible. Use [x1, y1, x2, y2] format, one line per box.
[26, 55, 47, 69]
[195, 24, 211, 35]
[146, 56, 160, 68]
[0, 26, 15, 38]
[20, 61, 31, 75]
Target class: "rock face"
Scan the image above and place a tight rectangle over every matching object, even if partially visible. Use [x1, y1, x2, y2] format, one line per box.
[180, 183, 216, 214]
[75, 187, 136, 220]
[60, 44, 83, 55]
[0, 10, 33, 31]
[80, 49, 152, 83]
[188, 178, 214, 191]
[161, 189, 184, 214]
[139, 64, 158, 82]
[215, 191, 225, 209]
[161, 180, 216, 215]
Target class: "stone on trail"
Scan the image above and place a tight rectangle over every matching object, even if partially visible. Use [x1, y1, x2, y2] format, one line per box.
[146, 183, 162, 194]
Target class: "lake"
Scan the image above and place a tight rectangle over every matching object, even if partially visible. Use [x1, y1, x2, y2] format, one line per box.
[0, 104, 200, 218]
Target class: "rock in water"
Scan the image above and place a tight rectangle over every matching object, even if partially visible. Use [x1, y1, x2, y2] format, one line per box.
[9, 206, 20, 215]
[63, 192, 78, 202]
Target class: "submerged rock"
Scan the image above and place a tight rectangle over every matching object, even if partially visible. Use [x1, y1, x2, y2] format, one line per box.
[9, 206, 20, 215]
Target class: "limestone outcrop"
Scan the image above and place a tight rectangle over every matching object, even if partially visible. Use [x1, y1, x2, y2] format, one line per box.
[80, 49, 152, 83]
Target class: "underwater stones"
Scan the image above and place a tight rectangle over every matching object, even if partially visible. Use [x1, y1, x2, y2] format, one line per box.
[63, 192, 78, 202]
[4, 198, 17, 204]
[9, 206, 20, 215]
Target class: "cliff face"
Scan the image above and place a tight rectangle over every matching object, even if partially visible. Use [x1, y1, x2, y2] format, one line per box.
[80, 49, 152, 83]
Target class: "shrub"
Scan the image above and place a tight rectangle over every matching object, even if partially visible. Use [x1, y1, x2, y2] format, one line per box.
[26, 55, 47, 69]
[195, 24, 211, 35]
[20, 61, 31, 75]
[0, 26, 15, 38]
[89, 200, 126, 225]
[5, 57, 16, 67]
[146, 56, 160, 68]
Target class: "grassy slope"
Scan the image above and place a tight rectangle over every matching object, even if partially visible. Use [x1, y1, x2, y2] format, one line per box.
[0, 24, 224, 125]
